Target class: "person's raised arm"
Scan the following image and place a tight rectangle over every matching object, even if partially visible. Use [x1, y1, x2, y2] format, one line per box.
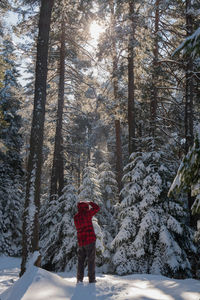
[89, 202, 100, 217]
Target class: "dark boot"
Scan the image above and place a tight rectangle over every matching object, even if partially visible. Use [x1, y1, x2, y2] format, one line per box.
[89, 279, 97, 283]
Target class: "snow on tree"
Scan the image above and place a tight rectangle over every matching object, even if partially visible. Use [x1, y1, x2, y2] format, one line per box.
[0, 177, 23, 256]
[174, 26, 200, 59]
[98, 161, 119, 270]
[0, 37, 24, 256]
[98, 161, 118, 210]
[78, 162, 108, 266]
[79, 164, 102, 204]
[26, 165, 37, 251]
[40, 182, 78, 271]
[169, 125, 200, 242]
[39, 196, 57, 270]
[0, 39, 23, 171]
[111, 138, 197, 278]
[169, 126, 200, 214]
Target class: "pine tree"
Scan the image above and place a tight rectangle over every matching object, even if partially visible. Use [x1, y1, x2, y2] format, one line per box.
[98, 160, 119, 270]
[0, 36, 24, 256]
[111, 138, 197, 278]
[78, 163, 107, 265]
[0, 0, 11, 35]
[174, 26, 200, 59]
[169, 126, 200, 243]
[79, 163, 102, 204]
[99, 161, 118, 209]
[169, 129, 200, 214]
[0, 178, 23, 256]
[0, 38, 22, 165]
[41, 182, 78, 271]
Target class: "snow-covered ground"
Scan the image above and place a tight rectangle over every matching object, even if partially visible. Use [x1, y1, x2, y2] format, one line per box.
[0, 256, 199, 300]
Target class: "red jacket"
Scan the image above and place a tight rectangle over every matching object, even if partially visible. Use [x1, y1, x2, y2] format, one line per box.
[74, 201, 100, 247]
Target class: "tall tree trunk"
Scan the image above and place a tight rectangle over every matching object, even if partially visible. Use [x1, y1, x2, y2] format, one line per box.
[115, 120, 123, 201]
[128, 0, 136, 155]
[78, 155, 81, 189]
[110, 1, 123, 198]
[20, 0, 54, 276]
[58, 135, 64, 196]
[110, 2, 118, 107]
[185, 0, 194, 227]
[185, 0, 194, 153]
[50, 18, 65, 201]
[150, 0, 160, 137]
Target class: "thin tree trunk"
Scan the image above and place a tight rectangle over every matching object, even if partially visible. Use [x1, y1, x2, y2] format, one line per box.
[110, 1, 123, 198]
[128, 0, 136, 155]
[110, 2, 118, 105]
[150, 0, 160, 137]
[50, 18, 65, 200]
[185, 62, 194, 152]
[58, 135, 64, 196]
[185, 0, 194, 153]
[115, 120, 123, 200]
[185, 0, 194, 227]
[78, 155, 81, 189]
[20, 0, 54, 276]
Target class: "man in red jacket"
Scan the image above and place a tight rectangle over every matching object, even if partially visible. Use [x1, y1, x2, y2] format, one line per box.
[74, 201, 100, 283]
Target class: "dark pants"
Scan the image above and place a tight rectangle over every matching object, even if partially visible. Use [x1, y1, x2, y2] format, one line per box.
[77, 242, 96, 282]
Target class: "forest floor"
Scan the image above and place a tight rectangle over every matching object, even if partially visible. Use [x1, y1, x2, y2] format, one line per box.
[0, 256, 200, 300]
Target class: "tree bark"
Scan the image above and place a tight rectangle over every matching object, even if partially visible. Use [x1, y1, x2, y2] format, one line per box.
[110, 1, 123, 198]
[50, 18, 65, 201]
[185, 0, 195, 227]
[20, 0, 54, 276]
[150, 0, 160, 137]
[115, 120, 123, 200]
[185, 0, 194, 153]
[110, 2, 118, 105]
[128, 0, 136, 155]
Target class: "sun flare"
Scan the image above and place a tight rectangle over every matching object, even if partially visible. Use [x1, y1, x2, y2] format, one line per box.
[90, 21, 105, 42]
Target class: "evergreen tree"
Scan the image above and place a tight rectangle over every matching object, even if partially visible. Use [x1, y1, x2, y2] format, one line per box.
[0, 38, 22, 166]
[98, 160, 119, 270]
[0, 36, 24, 256]
[169, 126, 200, 244]
[41, 182, 78, 271]
[98, 161, 118, 210]
[78, 163, 107, 266]
[169, 128, 200, 214]
[0, 0, 11, 35]
[174, 26, 200, 59]
[111, 138, 197, 278]
[0, 178, 23, 256]
[79, 163, 102, 205]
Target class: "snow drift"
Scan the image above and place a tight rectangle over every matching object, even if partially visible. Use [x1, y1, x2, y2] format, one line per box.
[1, 261, 200, 300]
